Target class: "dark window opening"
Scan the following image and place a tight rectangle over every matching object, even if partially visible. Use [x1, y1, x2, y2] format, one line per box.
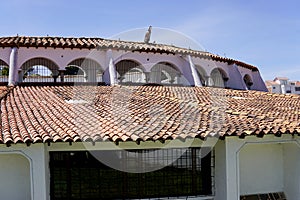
[241, 192, 286, 200]
[50, 148, 212, 199]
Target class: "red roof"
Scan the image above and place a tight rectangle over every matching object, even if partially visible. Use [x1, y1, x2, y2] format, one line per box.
[0, 36, 258, 71]
[0, 85, 300, 145]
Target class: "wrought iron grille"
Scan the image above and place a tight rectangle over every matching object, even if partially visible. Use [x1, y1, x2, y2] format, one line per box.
[0, 59, 9, 83]
[210, 68, 227, 88]
[64, 58, 103, 83]
[50, 148, 213, 200]
[116, 60, 146, 84]
[150, 62, 184, 85]
[21, 58, 59, 82]
[240, 192, 286, 200]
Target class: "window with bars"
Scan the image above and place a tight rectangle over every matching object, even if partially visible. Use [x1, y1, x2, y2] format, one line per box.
[116, 60, 146, 84]
[150, 62, 183, 85]
[21, 58, 59, 82]
[240, 192, 286, 200]
[64, 58, 103, 83]
[0, 59, 9, 83]
[50, 148, 213, 200]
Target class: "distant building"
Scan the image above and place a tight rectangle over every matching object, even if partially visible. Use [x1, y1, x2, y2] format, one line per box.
[265, 77, 300, 95]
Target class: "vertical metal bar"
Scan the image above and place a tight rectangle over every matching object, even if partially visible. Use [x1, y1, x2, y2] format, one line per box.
[191, 148, 197, 194]
[66, 153, 71, 200]
[201, 148, 212, 195]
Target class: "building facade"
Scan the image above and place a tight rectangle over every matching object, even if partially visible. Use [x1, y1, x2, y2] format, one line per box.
[266, 77, 300, 95]
[0, 36, 299, 200]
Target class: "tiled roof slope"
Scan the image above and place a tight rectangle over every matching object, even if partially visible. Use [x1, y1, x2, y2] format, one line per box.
[1, 85, 300, 145]
[0, 36, 258, 71]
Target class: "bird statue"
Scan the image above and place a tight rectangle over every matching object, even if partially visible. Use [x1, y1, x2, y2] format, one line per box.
[144, 26, 152, 44]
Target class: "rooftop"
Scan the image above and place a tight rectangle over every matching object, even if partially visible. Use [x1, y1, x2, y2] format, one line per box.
[0, 36, 258, 71]
[0, 85, 299, 145]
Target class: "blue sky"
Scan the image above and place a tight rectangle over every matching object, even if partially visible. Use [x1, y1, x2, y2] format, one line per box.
[1, 0, 299, 81]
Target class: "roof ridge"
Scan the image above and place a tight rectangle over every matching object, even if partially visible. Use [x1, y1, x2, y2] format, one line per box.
[0, 35, 258, 71]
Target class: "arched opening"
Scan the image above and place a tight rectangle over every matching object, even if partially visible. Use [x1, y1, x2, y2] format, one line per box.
[21, 58, 59, 82]
[0, 59, 9, 82]
[65, 58, 103, 82]
[115, 60, 146, 84]
[150, 62, 183, 85]
[195, 65, 207, 86]
[210, 68, 228, 88]
[243, 74, 253, 89]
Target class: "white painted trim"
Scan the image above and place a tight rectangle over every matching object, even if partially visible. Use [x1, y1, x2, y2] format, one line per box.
[47, 138, 218, 151]
[226, 135, 300, 200]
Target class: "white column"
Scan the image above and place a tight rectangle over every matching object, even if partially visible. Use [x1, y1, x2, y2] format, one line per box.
[8, 47, 18, 86]
[187, 55, 202, 86]
[23, 144, 50, 200]
[0, 144, 50, 200]
[106, 49, 117, 85]
[225, 137, 245, 200]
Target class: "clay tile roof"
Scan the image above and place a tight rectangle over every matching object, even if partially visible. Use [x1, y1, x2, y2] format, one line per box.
[274, 77, 289, 81]
[1, 85, 300, 145]
[0, 36, 258, 71]
[265, 80, 279, 86]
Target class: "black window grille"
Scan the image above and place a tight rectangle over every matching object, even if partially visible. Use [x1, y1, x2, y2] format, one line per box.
[240, 192, 286, 200]
[116, 60, 146, 84]
[0, 59, 9, 83]
[21, 58, 59, 82]
[210, 68, 227, 88]
[64, 58, 103, 83]
[150, 62, 183, 85]
[50, 148, 213, 200]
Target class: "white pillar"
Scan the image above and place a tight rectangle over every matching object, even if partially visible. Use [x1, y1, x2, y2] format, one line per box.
[23, 144, 50, 200]
[187, 55, 202, 86]
[0, 144, 50, 200]
[225, 137, 245, 200]
[8, 47, 18, 86]
[107, 49, 117, 85]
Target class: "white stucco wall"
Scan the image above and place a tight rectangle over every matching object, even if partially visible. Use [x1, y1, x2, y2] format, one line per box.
[17, 47, 107, 71]
[214, 140, 227, 200]
[0, 47, 11, 65]
[283, 143, 300, 200]
[0, 153, 31, 200]
[239, 143, 284, 195]
[0, 144, 49, 200]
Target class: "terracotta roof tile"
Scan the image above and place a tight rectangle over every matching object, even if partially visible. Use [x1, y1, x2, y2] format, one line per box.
[1, 85, 300, 145]
[0, 36, 258, 71]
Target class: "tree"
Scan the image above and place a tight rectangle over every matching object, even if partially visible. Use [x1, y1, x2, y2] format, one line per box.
[0, 66, 9, 76]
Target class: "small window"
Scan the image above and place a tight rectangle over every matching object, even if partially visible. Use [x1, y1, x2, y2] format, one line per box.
[273, 86, 276, 89]
[286, 90, 291, 93]
[295, 87, 300, 91]
[243, 74, 253, 89]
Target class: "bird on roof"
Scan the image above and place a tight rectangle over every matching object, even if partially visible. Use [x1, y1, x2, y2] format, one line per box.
[144, 26, 152, 44]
